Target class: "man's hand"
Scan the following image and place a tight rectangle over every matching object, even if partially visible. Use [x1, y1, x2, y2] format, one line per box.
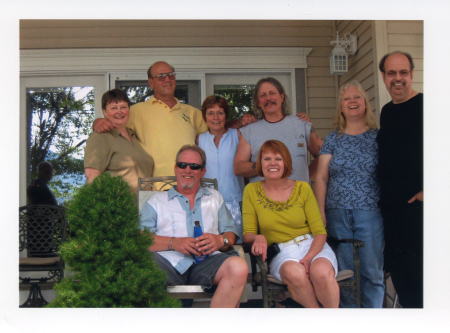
[408, 191, 424, 203]
[172, 237, 201, 256]
[296, 112, 311, 123]
[251, 235, 268, 262]
[93, 118, 116, 133]
[194, 233, 223, 255]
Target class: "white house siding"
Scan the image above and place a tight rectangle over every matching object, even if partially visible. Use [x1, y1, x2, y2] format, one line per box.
[20, 20, 337, 140]
[373, 20, 424, 110]
[329, 21, 379, 130]
[386, 20, 424, 94]
[19, 19, 423, 139]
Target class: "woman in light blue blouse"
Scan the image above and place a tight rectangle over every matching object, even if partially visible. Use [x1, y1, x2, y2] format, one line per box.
[197, 96, 244, 241]
[314, 80, 384, 308]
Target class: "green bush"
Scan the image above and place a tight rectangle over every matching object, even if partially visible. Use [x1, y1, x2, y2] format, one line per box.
[48, 173, 179, 307]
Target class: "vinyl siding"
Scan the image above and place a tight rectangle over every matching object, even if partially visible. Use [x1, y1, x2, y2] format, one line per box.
[386, 20, 424, 93]
[20, 19, 337, 140]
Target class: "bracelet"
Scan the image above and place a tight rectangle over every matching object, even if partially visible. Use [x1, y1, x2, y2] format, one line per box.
[168, 237, 174, 250]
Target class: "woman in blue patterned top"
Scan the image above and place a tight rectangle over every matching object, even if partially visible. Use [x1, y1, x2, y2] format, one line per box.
[314, 80, 384, 308]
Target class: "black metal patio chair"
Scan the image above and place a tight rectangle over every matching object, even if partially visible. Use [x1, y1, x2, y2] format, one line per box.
[246, 237, 363, 308]
[19, 204, 67, 307]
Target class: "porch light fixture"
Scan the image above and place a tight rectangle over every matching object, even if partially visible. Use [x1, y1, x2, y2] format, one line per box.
[329, 32, 358, 75]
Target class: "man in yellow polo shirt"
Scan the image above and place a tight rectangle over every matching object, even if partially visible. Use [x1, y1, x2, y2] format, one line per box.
[93, 61, 207, 177]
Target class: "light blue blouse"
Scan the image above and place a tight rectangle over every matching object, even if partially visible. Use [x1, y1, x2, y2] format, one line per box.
[198, 128, 244, 203]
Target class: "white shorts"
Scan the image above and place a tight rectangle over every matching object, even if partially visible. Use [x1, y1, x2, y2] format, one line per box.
[269, 234, 338, 281]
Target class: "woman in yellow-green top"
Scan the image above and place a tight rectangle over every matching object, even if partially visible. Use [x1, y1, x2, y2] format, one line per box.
[243, 140, 339, 308]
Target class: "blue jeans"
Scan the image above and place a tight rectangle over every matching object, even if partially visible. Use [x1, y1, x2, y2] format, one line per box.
[326, 208, 385, 308]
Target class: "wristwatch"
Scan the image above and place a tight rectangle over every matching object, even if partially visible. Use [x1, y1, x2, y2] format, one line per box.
[222, 235, 230, 246]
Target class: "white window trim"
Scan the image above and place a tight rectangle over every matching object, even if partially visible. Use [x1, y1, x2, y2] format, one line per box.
[20, 47, 312, 204]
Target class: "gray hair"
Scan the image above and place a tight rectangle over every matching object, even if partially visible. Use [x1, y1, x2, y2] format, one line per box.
[175, 145, 207, 167]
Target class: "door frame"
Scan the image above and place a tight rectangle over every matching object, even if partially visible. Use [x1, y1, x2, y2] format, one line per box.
[19, 75, 106, 205]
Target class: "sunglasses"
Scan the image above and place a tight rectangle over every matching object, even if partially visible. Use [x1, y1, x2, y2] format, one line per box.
[176, 162, 204, 170]
[151, 72, 176, 81]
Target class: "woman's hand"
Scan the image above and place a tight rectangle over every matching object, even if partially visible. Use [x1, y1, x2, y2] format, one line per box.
[251, 235, 268, 262]
[299, 255, 313, 274]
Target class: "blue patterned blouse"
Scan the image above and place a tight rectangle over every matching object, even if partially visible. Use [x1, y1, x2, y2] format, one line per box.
[320, 129, 380, 209]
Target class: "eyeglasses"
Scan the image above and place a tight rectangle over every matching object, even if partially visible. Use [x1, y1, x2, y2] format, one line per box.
[385, 70, 411, 78]
[176, 162, 204, 170]
[151, 72, 176, 81]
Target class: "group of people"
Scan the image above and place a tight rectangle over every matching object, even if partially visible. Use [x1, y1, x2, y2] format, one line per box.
[80, 51, 423, 308]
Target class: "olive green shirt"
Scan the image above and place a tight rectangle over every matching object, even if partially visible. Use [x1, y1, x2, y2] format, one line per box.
[84, 128, 154, 193]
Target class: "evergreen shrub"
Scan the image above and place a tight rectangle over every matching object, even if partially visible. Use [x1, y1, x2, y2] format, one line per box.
[48, 173, 179, 307]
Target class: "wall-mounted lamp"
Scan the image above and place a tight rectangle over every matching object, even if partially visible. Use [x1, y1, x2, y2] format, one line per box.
[329, 32, 358, 75]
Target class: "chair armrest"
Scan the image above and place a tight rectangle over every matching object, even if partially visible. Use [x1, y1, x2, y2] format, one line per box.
[232, 244, 245, 259]
[327, 237, 364, 248]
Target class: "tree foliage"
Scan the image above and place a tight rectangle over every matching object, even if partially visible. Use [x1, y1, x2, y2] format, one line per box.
[48, 173, 179, 307]
[28, 87, 95, 202]
[214, 85, 256, 120]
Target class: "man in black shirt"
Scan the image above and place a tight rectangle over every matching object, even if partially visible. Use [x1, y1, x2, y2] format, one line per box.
[377, 51, 423, 308]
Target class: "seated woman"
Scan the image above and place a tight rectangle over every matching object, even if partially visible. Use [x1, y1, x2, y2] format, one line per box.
[242, 139, 339, 308]
[84, 89, 154, 194]
[197, 96, 244, 240]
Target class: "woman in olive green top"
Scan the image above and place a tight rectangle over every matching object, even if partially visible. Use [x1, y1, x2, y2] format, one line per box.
[243, 140, 339, 308]
[84, 89, 154, 194]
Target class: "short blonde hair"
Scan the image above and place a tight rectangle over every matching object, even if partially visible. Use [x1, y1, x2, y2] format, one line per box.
[334, 80, 378, 133]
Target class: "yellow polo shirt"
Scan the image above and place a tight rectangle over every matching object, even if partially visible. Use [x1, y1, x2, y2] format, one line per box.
[128, 96, 207, 177]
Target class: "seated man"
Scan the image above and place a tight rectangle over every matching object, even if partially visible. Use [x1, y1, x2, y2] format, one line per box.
[140, 144, 248, 307]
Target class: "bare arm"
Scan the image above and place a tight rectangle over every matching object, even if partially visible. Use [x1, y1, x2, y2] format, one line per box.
[84, 168, 102, 184]
[92, 118, 116, 133]
[312, 154, 331, 226]
[307, 127, 323, 158]
[243, 232, 268, 262]
[234, 132, 257, 178]
[149, 235, 201, 256]
[299, 234, 327, 274]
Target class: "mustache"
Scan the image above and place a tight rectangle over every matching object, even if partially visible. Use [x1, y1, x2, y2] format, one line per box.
[264, 100, 277, 107]
[390, 80, 405, 87]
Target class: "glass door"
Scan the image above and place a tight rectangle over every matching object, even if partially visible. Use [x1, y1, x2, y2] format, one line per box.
[205, 72, 293, 121]
[20, 75, 105, 205]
